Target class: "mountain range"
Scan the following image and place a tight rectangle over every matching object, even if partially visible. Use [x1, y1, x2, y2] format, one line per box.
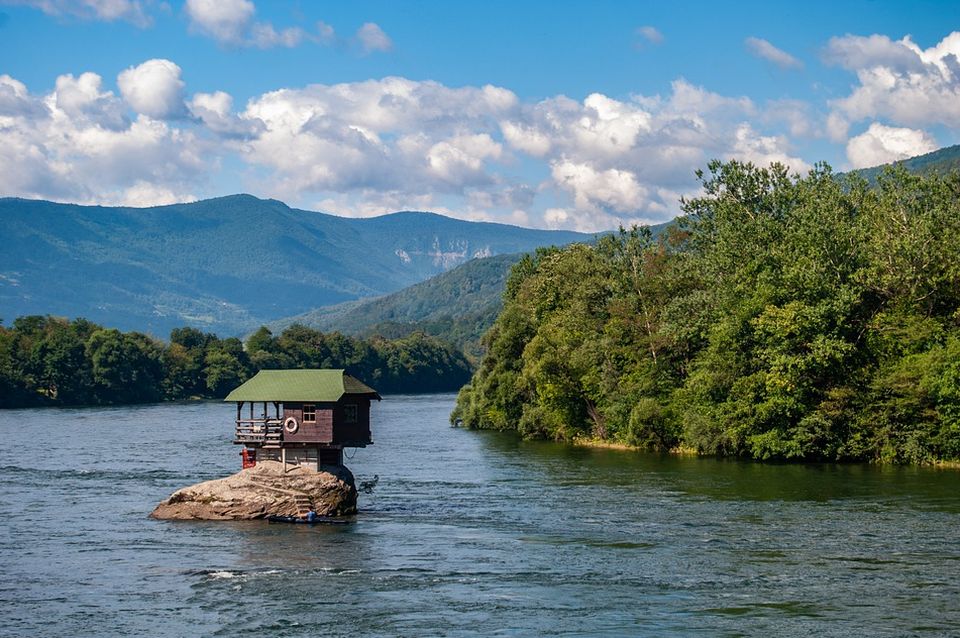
[0, 194, 591, 337]
[4, 145, 959, 346]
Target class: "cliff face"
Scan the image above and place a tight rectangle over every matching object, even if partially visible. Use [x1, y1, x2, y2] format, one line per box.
[150, 461, 357, 520]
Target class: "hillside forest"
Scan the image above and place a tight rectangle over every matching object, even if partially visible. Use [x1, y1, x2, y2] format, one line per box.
[453, 163, 960, 464]
[0, 319, 472, 408]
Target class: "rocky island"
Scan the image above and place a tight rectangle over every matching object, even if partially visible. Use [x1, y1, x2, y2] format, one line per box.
[150, 461, 357, 520]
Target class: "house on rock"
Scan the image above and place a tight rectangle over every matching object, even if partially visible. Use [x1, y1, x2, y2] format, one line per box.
[226, 369, 380, 470]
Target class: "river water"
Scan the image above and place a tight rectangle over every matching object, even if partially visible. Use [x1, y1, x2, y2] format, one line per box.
[1, 394, 958, 637]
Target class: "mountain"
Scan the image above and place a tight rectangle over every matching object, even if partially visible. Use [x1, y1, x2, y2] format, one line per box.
[0, 195, 593, 337]
[269, 252, 524, 361]
[852, 144, 960, 183]
[272, 220, 675, 361]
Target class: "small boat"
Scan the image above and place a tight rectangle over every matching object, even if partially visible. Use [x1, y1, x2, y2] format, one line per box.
[266, 514, 351, 525]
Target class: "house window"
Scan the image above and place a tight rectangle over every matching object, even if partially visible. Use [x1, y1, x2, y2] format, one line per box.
[303, 404, 316, 423]
[343, 404, 358, 424]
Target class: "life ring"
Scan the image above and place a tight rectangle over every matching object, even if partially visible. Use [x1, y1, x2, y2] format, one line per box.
[284, 416, 299, 434]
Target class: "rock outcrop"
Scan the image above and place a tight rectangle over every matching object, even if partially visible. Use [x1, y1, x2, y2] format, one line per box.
[150, 461, 357, 520]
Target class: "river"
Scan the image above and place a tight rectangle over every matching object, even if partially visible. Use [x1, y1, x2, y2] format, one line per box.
[1, 394, 958, 637]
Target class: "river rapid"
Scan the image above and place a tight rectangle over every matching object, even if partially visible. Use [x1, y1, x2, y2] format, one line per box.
[1, 394, 958, 637]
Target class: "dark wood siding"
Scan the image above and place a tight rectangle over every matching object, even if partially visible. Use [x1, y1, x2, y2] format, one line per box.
[282, 402, 334, 444]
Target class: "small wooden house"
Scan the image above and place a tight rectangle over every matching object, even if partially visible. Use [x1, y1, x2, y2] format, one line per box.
[226, 369, 381, 470]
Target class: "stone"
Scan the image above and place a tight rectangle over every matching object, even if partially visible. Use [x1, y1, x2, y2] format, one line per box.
[150, 460, 357, 520]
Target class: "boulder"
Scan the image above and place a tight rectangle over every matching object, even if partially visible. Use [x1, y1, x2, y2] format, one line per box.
[150, 461, 357, 520]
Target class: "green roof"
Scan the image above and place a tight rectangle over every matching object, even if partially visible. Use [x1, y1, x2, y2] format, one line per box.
[224, 369, 380, 402]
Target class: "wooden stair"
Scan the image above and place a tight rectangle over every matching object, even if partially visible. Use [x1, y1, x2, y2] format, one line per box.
[248, 476, 314, 516]
[293, 493, 314, 516]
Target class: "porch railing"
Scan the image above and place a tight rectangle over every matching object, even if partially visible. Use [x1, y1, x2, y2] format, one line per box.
[234, 418, 283, 446]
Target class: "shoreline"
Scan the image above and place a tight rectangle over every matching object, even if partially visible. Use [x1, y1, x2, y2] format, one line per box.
[569, 435, 960, 468]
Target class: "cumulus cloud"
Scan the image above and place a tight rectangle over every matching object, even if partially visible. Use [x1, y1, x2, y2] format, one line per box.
[0, 64, 836, 230]
[238, 77, 516, 195]
[728, 123, 811, 172]
[356, 22, 392, 53]
[189, 90, 261, 137]
[745, 37, 803, 69]
[846, 122, 937, 168]
[118, 59, 186, 119]
[496, 80, 764, 228]
[184, 0, 329, 49]
[552, 160, 648, 212]
[3, 0, 152, 27]
[0, 69, 205, 205]
[185, 0, 254, 43]
[825, 31, 960, 128]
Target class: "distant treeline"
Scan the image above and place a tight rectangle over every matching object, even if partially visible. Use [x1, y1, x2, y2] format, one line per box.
[454, 163, 960, 464]
[0, 318, 472, 408]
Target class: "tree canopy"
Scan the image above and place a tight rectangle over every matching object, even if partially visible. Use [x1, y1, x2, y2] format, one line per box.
[453, 162, 960, 463]
[0, 318, 472, 407]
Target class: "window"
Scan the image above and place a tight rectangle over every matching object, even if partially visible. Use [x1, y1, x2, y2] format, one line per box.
[343, 404, 358, 424]
[303, 404, 316, 423]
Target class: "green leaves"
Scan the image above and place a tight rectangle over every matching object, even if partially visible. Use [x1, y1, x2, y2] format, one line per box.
[456, 161, 960, 463]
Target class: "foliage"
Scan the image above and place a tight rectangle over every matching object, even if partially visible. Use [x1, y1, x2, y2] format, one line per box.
[269, 253, 525, 363]
[454, 162, 960, 463]
[0, 317, 472, 407]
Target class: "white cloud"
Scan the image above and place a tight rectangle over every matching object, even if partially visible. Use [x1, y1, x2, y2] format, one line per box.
[497, 80, 760, 226]
[3, 0, 152, 27]
[185, 0, 254, 44]
[54, 71, 128, 129]
[636, 26, 664, 46]
[118, 59, 186, 119]
[826, 31, 960, 128]
[0, 63, 855, 230]
[822, 33, 924, 73]
[426, 134, 502, 185]
[0, 70, 206, 205]
[184, 0, 329, 49]
[543, 207, 570, 229]
[237, 78, 516, 196]
[551, 160, 648, 212]
[846, 122, 937, 169]
[745, 37, 803, 69]
[762, 99, 815, 138]
[356, 22, 392, 53]
[189, 90, 261, 137]
[727, 123, 811, 172]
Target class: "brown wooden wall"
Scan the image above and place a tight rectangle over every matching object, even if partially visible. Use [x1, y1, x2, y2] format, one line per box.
[283, 402, 334, 444]
[281, 397, 372, 445]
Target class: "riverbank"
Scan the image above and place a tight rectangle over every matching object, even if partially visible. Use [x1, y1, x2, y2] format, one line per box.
[568, 435, 960, 467]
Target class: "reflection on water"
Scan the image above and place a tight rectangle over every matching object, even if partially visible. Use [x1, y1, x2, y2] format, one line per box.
[1, 394, 959, 636]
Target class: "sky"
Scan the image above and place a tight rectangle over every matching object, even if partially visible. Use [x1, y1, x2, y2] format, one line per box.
[1, 0, 959, 231]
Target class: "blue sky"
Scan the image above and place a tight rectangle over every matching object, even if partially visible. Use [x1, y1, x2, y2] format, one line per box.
[1, 0, 959, 230]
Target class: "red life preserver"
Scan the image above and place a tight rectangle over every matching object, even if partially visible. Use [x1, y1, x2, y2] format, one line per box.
[284, 416, 299, 433]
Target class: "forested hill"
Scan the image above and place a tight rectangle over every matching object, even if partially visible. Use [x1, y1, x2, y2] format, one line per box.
[852, 144, 960, 183]
[0, 195, 591, 337]
[269, 253, 524, 362]
[454, 163, 960, 464]
[270, 221, 672, 361]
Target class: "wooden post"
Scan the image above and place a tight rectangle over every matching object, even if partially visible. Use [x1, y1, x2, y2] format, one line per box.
[282, 447, 287, 473]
